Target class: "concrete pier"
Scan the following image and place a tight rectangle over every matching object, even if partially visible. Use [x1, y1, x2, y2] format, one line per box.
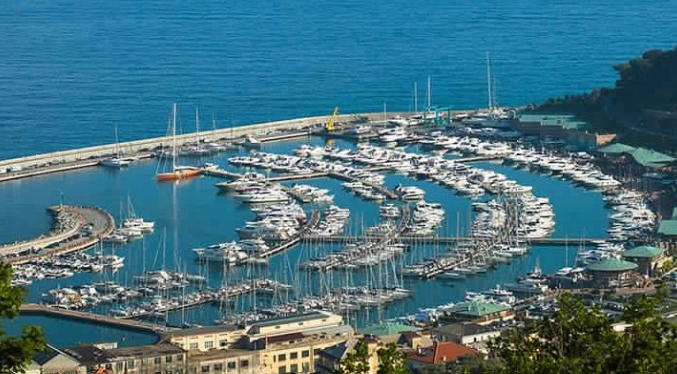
[19, 303, 172, 335]
[0, 205, 115, 265]
[0, 112, 391, 182]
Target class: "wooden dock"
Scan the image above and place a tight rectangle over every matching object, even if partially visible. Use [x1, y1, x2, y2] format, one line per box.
[301, 235, 622, 246]
[19, 303, 172, 335]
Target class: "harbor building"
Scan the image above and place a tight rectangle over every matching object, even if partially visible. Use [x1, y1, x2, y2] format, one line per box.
[186, 349, 258, 374]
[431, 322, 501, 350]
[32, 345, 86, 374]
[622, 245, 669, 277]
[586, 258, 639, 287]
[63, 343, 186, 374]
[439, 301, 514, 325]
[315, 338, 382, 374]
[405, 341, 479, 373]
[165, 325, 248, 352]
[511, 114, 616, 150]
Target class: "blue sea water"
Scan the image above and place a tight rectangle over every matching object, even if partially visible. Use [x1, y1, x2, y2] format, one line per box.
[0, 0, 673, 347]
[1, 1, 677, 160]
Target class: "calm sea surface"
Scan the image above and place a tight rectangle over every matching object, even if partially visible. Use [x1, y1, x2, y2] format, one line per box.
[0, 0, 673, 347]
[1, 1, 677, 159]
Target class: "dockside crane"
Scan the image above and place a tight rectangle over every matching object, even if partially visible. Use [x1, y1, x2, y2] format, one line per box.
[324, 106, 339, 132]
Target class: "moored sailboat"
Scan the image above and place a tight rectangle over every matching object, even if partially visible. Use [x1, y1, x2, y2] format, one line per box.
[156, 103, 201, 181]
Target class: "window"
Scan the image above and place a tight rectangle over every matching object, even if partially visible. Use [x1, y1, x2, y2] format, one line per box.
[278, 354, 286, 362]
[116, 363, 124, 372]
[227, 362, 236, 371]
[166, 371, 173, 374]
[201, 366, 210, 373]
[302, 363, 310, 373]
[189, 343, 199, 350]
[241, 360, 249, 369]
[155, 357, 162, 365]
[105, 364, 112, 371]
[177, 355, 184, 362]
[205, 341, 214, 350]
[278, 366, 286, 374]
[219, 340, 227, 347]
[301, 350, 310, 358]
[290, 364, 298, 373]
[290, 352, 298, 360]
[213, 364, 223, 372]
[166, 356, 173, 363]
[128, 361, 135, 369]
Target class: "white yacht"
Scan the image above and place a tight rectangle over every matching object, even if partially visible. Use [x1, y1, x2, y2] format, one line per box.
[193, 242, 249, 264]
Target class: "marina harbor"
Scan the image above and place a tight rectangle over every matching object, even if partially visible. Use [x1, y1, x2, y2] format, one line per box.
[1, 107, 672, 346]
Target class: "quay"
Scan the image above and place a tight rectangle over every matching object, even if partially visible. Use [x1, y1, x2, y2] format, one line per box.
[0, 112, 390, 183]
[0, 205, 115, 265]
[301, 235, 626, 246]
[19, 303, 172, 335]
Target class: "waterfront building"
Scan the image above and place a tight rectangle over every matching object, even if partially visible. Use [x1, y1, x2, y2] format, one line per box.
[511, 114, 616, 150]
[439, 302, 514, 325]
[585, 258, 639, 287]
[186, 349, 258, 374]
[358, 321, 422, 341]
[431, 322, 501, 349]
[32, 345, 86, 374]
[63, 343, 186, 374]
[315, 338, 382, 374]
[622, 245, 669, 277]
[165, 325, 248, 352]
[405, 341, 479, 373]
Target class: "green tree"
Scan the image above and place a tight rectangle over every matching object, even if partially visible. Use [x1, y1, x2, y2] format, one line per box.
[0, 263, 47, 374]
[376, 342, 408, 374]
[335, 340, 370, 374]
[490, 293, 677, 374]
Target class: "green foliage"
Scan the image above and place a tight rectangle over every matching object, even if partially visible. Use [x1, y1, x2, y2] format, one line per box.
[377, 342, 408, 374]
[490, 293, 677, 374]
[0, 263, 47, 374]
[335, 340, 370, 374]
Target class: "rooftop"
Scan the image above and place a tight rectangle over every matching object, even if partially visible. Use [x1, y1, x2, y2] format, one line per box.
[164, 324, 242, 338]
[62, 345, 113, 365]
[623, 245, 666, 259]
[359, 321, 421, 337]
[598, 143, 636, 154]
[432, 322, 497, 337]
[658, 220, 677, 236]
[629, 148, 675, 168]
[586, 258, 638, 272]
[445, 302, 512, 317]
[249, 310, 334, 330]
[517, 114, 588, 130]
[106, 343, 184, 359]
[406, 341, 478, 365]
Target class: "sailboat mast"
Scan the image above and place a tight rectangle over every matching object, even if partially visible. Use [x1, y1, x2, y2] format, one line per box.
[486, 52, 493, 111]
[426, 76, 432, 109]
[414, 82, 418, 113]
[172, 103, 177, 171]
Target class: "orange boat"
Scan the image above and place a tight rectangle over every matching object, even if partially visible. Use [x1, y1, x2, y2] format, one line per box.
[156, 103, 202, 182]
[156, 166, 200, 181]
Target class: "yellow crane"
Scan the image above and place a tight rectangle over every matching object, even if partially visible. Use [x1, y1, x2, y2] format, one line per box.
[325, 106, 339, 132]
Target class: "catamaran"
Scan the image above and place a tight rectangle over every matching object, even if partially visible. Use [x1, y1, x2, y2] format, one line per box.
[156, 103, 201, 181]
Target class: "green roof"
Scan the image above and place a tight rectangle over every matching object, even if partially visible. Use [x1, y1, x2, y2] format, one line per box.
[517, 114, 588, 130]
[447, 301, 511, 317]
[629, 148, 675, 168]
[358, 321, 420, 337]
[658, 219, 677, 236]
[623, 245, 665, 258]
[597, 143, 636, 154]
[586, 258, 638, 272]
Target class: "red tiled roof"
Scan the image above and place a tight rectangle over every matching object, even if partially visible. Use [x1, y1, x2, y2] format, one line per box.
[406, 341, 478, 365]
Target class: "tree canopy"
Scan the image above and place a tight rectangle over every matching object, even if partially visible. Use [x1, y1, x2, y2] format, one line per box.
[334, 340, 370, 374]
[0, 263, 47, 374]
[489, 293, 677, 374]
